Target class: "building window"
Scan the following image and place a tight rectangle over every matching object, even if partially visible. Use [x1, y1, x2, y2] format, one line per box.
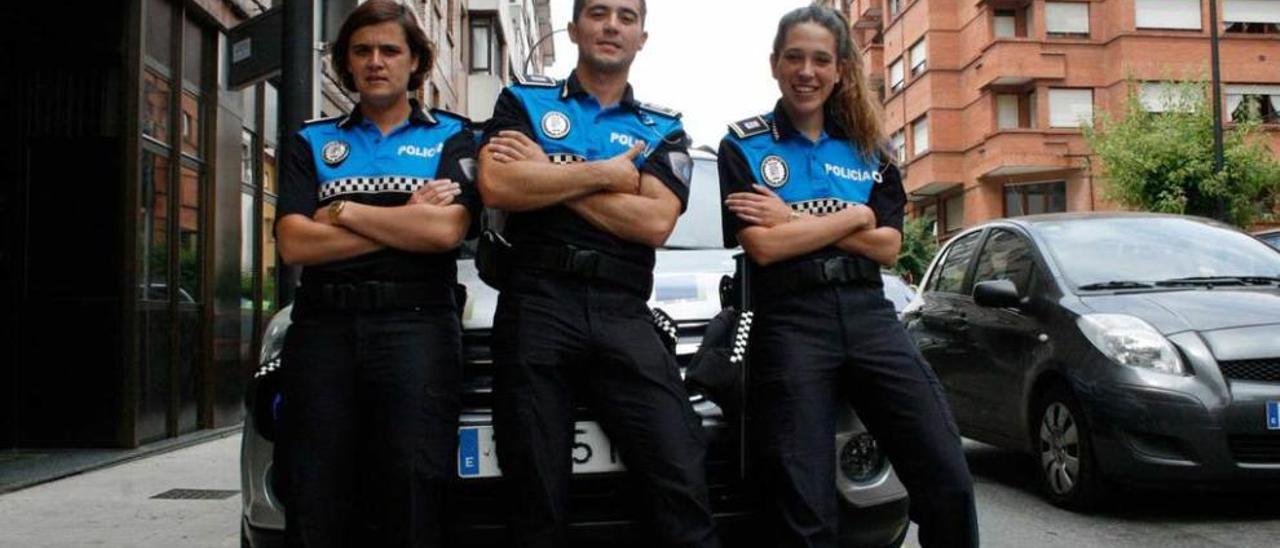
[1045, 2, 1090, 38]
[943, 192, 965, 234]
[996, 91, 1036, 129]
[1048, 88, 1093, 128]
[1005, 181, 1067, 217]
[470, 16, 493, 73]
[888, 0, 903, 19]
[1224, 0, 1280, 33]
[1140, 82, 1194, 113]
[889, 57, 905, 92]
[1136, 0, 1201, 30]
[909, 38, 927, 77]
[912, 115, 930, 156]
[997, 94, 1020, 129]
[891, 130, 906, 164]
[1226, 85, 1280, 123]
[993, 8, 1030, 38]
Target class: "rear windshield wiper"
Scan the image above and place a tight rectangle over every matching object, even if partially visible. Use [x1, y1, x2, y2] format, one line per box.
[1077, 280, 1155, 290]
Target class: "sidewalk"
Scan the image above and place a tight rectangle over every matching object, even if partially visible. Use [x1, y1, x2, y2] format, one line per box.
[0, 432, 243, 548]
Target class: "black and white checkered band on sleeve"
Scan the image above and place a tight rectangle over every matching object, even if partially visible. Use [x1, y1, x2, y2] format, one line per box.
[318, 176, 433, 201]
[548, 153, 587, 165]
[790, 198, 858, 216]
[729, 311, 753, 365]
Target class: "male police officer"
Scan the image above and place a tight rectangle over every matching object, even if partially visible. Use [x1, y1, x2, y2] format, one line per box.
[476, 1, 718, 546]
[273, 1, 478, 546]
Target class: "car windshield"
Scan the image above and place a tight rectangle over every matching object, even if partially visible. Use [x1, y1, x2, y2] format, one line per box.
[664, 158, 724, 250]
[1035, 217, 1280, 290]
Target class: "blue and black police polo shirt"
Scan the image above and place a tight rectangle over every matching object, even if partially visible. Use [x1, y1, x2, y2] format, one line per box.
[277, 100, 481, 285]
[717, 103, 906, 266]
[482, 71, 694, 271]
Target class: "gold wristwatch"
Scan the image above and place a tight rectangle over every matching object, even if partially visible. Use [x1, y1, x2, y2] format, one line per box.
[787, 210, 802, 223]
[327, 200, 347, 224]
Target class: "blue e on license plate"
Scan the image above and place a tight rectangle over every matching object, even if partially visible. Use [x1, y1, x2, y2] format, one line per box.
[1268, 401, 1280, 430]
[457, 422, 626, 478]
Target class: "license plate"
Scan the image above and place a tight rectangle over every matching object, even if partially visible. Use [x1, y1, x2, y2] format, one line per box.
[1268, 401, 1280, 431]
[457, 422, 626, 478]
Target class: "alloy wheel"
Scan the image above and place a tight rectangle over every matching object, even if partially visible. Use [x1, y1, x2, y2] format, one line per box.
[1039, 402, 1080, 495]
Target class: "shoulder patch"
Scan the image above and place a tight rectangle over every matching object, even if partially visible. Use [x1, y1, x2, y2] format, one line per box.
[301, 115, 342, 127]
[513, 73, 558, 88]
[636, 101, 681, 119]
[728, 116, 770, 139]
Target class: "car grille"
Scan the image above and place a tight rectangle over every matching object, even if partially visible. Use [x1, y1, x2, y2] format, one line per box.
[1219, 358, 1280, 383]
[1228, 435, 1280, 464]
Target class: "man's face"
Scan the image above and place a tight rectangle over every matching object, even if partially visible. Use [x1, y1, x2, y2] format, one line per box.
[347, 21, 418, 107]
[771, 22, 841, 121]
[569, 0, 647, 74]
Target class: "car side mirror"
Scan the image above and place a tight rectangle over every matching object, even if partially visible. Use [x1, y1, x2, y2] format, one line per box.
[973, 279, 1022, 309]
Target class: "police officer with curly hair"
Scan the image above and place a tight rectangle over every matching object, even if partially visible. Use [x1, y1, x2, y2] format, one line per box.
[719, 5, 978, 547]
[273, 1, 479, 546]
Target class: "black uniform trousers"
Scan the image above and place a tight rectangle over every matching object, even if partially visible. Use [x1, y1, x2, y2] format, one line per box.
[491, 270, 721, 548]
[749, 284, 978, 548]
[278, 293, 462, 548]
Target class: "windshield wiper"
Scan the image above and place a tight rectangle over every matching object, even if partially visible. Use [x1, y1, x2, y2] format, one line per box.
[1155, 275, 1280, 286]
[1077, 280, 1155, 290]
[1154, 276, 1249, 287]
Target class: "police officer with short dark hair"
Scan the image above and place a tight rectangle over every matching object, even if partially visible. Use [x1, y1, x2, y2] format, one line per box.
[720, 6, 978, 548]
[475, 0, 719, 546]
[273, 1, 479, 546]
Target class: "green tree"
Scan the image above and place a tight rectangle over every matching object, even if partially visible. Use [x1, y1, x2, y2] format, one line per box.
[894, 215, 938, 285]
[1083, 79, 1280, 227]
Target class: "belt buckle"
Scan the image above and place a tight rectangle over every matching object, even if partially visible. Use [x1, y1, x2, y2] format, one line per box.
[821, 258, 847, 283]
[568, 250, 601, 276]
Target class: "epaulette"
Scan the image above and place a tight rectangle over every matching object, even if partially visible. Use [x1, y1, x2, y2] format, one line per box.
[301, 115, 342, 127]
[636, 101, 681, 119]
[513, 73, 558, 88]
[728, 115, 770, 139]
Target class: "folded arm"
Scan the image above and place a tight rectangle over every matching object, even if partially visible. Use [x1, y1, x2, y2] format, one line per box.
[276, 214, 384, 266]
[566, 173, 682, 247]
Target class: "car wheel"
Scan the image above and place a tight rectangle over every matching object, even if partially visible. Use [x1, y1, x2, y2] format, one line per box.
[1033, 383, 1107, 511]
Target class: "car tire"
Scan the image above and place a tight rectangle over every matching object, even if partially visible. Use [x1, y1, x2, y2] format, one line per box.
[1032, 383, 1107, 511]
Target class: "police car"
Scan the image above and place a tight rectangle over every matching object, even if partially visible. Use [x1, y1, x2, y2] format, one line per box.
[240, 150, 909, 547]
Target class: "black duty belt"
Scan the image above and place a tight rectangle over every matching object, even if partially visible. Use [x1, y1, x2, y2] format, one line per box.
[511, 244, 652, 295]
[755, 256, 882, 302]
[295, 281, 450, 311]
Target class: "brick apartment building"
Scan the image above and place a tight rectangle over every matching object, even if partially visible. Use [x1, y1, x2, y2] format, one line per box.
[846, 0, 1280, 239]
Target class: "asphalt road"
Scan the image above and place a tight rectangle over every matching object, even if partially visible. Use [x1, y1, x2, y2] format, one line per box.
[1, 434, 1277, 547]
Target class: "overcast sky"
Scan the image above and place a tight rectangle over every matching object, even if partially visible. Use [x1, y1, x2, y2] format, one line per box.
[542, 0, 816, 146]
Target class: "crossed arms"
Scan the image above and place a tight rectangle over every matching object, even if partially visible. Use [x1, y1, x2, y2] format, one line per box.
[477, 130, 683, 249]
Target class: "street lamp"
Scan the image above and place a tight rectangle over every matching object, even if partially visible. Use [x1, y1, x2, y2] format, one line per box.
[523, 27, 566, 76]
[1209, 0, 1227, 221]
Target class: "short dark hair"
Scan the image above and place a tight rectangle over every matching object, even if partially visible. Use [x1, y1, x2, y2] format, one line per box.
[330, 0, 435, 93]
[572, 0, 647, 24]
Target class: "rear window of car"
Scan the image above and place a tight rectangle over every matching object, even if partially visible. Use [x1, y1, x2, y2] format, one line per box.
[929, 231, 982, 294]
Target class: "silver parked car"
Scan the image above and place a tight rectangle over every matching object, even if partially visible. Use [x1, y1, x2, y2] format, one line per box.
[241, 151, 909, 547]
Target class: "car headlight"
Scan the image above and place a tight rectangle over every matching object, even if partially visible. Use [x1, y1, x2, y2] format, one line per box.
[839, 432, 886, 484]
[258, 309, 293, 365]
[1077, 314, 1187, 375]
